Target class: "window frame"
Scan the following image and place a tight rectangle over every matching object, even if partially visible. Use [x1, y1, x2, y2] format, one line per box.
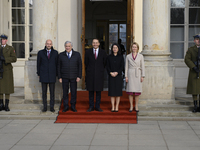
[170, 0, 200, 60]
[10, 0, 33, 60]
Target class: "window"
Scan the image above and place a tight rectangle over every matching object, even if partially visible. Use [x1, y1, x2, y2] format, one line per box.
[11, 0, 33, 59]
[170, 0, 200, 59]
[109, 23, 126, 50]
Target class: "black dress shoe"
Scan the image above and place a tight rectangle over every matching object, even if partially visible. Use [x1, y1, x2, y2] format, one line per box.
[50, 108, 55, 112]
[42, 109, 47, 112]
[115, 110, 118, 112]
[135, 110, 139, 112]
[87, 107, 94, 112]
[111, 109, 115, 112]
[129, 109, 133, 112]
[71, 108, 77, 112]
[95, 108, 103, 112]
[62, 107, 69, 112]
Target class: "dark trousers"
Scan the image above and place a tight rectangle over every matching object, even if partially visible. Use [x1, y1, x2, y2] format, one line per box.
[62, 78, 77, 109]
[41, 83, 55, 109]
[89, 91, 101, 109]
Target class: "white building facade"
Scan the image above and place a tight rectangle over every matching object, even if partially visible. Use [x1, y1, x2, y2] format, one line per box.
[0, 0, 199, 101]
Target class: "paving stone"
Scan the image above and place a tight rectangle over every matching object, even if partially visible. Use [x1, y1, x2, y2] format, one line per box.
[10, 145, 51, 150]
[0, 145, 13, 150]
[89, 146, 128, 150]
[129, 134, 166, 146]
[51, 146, 89, 150]
[0, 133, 25, 145]
[16, 133, 60, 146]
[91, 134, 128, 146]
[161, 129, 196, 135]
[129, 123, 160, 130]
[129, 129, 162, 135]
[163, 134, 198, 141]
[54, 133, 94, 146]
[129, 146, 168, 150]
[165, 139, 200, 147]
[66, 123, 98, 129]
[0, 123, 36, 134]
[62, 128, 96, 135]
[167, 147, 200, 150]
[158, 121, 191, 130]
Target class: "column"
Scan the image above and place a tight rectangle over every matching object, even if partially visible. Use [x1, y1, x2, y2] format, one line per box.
[30, 0, 58, 60]
[141, 0, 175, 101]
[25, 0, 62, 101]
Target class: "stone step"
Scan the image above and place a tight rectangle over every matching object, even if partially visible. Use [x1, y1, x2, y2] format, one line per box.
[138, 110, 200, 117]
[139, 104, 193, 111]
[9, 104, 60, 110]
[0, 110, 59, 116]
[0, 115, 57, 120]
[9, 97, 62, 104]
[7, 103, 193, 111]
[138, 116, 200, 121]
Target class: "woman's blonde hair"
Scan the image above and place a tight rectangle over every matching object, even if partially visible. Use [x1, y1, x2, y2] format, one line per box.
[130, 42, 139, 53]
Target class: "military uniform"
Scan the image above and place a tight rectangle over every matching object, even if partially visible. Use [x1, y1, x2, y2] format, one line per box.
[184, 34, 200, 113]
[0, 34, 17, 111]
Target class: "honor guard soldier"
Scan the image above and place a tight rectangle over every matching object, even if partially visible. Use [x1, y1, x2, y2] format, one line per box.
[185, 34, 200, 113]
[0, 34, 17, 111]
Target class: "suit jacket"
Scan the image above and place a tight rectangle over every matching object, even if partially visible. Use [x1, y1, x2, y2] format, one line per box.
[37, 46, 58, 83]
[57, 49, 82, 80]
[85, 48, 107, 91]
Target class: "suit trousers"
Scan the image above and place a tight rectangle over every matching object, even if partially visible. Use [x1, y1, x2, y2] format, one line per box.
[62, 78, 77, 109]
[41, 83, 55, 109]
[89, 91, 101, 109]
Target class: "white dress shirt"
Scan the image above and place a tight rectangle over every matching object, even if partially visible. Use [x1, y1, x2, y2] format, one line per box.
[93, 48, 99, 58]
[66, 50, 72, 58]
[46, 49, 51, 56]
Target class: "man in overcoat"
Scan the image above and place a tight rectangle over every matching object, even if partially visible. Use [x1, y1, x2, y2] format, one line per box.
[37, 39, 58, 112]
[185, 34, 200, 113]
[58, 41, 82, 112]
[0, 34, 17, 111]
[85, 39, 107, 112]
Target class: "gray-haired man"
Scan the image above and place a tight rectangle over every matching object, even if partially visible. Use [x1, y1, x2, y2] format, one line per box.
[58, 41, 82, 112]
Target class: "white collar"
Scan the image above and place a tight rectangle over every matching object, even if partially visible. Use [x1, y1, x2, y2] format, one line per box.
[93, 48, 99, 51]
[66, 50, 72, 55]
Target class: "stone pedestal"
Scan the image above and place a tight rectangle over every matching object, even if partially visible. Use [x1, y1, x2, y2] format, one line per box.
[24, 61, 62, 101]
[24, 0, 62, 101]
[140, 0, 175, 102]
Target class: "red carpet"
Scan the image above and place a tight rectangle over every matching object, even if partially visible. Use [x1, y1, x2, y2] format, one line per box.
[55, 91, 137, 124]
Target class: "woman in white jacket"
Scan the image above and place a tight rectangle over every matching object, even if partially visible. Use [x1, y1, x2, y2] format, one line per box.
[125, 42, 145, 112]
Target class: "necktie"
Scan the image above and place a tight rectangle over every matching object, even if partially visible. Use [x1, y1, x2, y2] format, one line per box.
[94, 49, 97, 59]
[47, 51, 50, 59]
[68, 52, 70, 59]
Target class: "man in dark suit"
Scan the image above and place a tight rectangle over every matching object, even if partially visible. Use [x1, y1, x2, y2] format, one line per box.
[58, 41, 82, 112]
[85, 39, 107, 112]
[37, 39, 58, 112]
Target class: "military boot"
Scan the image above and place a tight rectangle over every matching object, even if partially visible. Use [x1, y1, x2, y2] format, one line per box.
[198, 100, 200, 112]
[192, 100, 198, 113]
[0, 99, 5, 111]
[5, 99, 10, 111]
